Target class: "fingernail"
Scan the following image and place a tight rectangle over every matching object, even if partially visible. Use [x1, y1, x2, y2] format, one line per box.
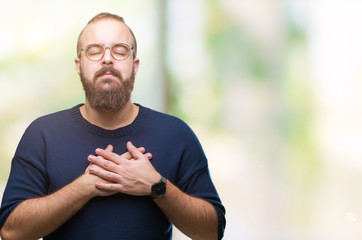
[95, 148, 102, 154]
[88, 155, 95, 161]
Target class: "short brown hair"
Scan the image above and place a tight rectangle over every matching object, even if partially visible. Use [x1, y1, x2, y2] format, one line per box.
[77, 12, 137, 59]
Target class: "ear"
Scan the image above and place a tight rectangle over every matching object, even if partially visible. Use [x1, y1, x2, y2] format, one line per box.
[133, 58, 140, 75]
[75, 58, 81, 74]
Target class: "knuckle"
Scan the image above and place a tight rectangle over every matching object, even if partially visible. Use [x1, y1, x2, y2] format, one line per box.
[104, 161, 111, 168]
[106, 172, 113, 179]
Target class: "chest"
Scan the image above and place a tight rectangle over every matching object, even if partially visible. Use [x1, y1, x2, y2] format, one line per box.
[44, 134, 183, 193]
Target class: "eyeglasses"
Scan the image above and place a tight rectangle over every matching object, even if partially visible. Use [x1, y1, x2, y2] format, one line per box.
[79, 43, 134, 61]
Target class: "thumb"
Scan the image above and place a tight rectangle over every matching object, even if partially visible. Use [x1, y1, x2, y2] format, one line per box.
[126, 141, 143, 160]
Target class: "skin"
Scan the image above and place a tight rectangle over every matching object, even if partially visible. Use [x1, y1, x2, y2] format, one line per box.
[0, 145, 152, 240]
[0, 18, 218, 240]
[75, 18, 140, 130]
[91, 142, 219, 240]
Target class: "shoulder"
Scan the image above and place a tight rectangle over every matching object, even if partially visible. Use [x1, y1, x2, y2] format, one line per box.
[140, 105, 193, 134]
[13, 107, 73, 158]
[20, 106, 78, 140]
[139, 105, 203, 150]
[28, 105, 77, 128]
[33, 106, 75, 124]
[15, 106, 80, 155]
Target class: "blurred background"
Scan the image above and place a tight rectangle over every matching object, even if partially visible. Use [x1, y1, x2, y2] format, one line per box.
[1, 0, 362, 239]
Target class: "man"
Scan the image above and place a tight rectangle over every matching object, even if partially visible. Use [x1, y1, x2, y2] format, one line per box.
[0, 13, 225, 240]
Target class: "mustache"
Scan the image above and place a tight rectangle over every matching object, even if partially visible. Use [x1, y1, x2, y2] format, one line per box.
[94, 67, 122, 80]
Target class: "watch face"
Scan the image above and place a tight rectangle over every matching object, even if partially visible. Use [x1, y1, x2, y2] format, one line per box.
[151, 177, 167, 198]
[152, 182, 166, 195]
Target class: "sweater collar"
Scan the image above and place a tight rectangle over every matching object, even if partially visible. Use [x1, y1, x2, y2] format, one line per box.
[70, 103, 147, 138]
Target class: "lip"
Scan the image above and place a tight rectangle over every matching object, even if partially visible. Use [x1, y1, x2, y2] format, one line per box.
[102, 72, 115, 76]
[98, 73, 117, 79]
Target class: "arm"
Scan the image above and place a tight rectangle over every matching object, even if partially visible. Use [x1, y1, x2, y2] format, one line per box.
[0, 172, 102, 240]
[0, 145, 151, 240]
[154, 180, 218, 240]
[89, 141, 219, 240]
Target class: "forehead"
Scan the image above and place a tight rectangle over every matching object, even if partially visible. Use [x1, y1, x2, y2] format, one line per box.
[81, 18, 133, 47]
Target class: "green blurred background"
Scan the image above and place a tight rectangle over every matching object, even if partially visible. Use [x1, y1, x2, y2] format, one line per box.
[1, 0, 362, 239]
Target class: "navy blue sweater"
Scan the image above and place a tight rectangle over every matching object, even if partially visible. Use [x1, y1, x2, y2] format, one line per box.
[0, 104, 225, 239]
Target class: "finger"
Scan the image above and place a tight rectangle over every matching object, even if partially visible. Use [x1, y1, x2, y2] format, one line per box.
[95, 145, 149, 163]
[105, 144, 113, 152]
[126, 141, 144, 160]
[145, 152, 152, 160]
[120, 147, 145, 160]
[88, 154, 118, 171]
[89, 165, 121, 183]
[95, 148, 123, 164]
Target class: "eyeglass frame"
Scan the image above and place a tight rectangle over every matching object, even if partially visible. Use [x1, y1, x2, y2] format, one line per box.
[77, 43, 134, 61]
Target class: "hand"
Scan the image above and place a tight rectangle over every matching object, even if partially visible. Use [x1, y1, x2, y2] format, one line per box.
[83, 144, 152, 197]
[79, 144, 115, 197]
[87, 141, 160, 196]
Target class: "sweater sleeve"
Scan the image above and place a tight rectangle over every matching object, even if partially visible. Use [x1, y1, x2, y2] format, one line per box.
[176, 127, 226, 240]
[0, 120, 48, 229]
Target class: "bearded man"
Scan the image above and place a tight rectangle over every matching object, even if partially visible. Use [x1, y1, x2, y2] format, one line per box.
[0, 12, 225, 240]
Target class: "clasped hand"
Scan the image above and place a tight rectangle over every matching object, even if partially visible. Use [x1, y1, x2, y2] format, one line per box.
[86, 141, 161, 197]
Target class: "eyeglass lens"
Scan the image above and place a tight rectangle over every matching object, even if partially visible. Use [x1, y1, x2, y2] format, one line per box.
[85, 44, 130, 61]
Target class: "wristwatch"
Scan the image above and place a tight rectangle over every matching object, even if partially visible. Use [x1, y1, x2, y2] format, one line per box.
[150, 176, 167, 199]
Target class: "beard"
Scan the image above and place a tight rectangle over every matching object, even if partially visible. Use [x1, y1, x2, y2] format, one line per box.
[80, 66, 135, 112]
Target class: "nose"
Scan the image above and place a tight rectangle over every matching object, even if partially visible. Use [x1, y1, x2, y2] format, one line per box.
[101, 47, 114, 66]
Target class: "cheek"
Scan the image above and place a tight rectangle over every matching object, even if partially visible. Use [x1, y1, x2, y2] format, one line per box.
[118, 63, 135, 78]
[80, 63, 96, 79]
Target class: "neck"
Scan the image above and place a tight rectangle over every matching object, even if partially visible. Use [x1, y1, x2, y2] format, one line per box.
[80, 100, 139, 130]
